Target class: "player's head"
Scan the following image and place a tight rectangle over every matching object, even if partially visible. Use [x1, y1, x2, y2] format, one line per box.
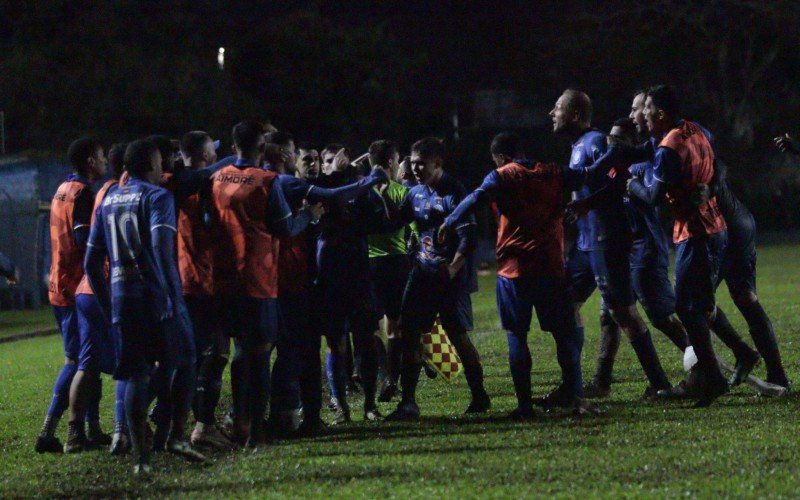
[490, 132, 524, 167]
[232, 120, 267, 163]
[550, 89, 592, 135]
[368, 139, 399, 178]
[629, 90, 648, 135]
[180, 131, 217, 170]
[107, 142, 127, 179]
[124, 139, 162, 184]
[321, 143, 346, 175]
[397, 155, 413, 183]
[265, 131, 296, 172]
[644, 85, 680, 137]
[147, 135, 178, 174]
[608, 118, 638, 147]
[263, 143, 286, 174]
[296, 146, 320, 179]
[410, 137, 445, 187]
[67, 136, 107, 180]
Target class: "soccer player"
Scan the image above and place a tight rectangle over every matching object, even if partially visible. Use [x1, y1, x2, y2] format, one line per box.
[296, 146, 321, 180]
[701, 158, 790, 388]
[321, 143, 347, 176]
[550, 90, 671, 402]
[626, 85, 729, 406]
[85, 139, 193, 473]
[173, 131, 235, 449]
[66, 143, 126, 453]
[365, 140, 413, 402]
[36, 137, 107, 454]
[571, 114, 692, 398]
[211, 120, 321, 446]
[440, 132, 585, 418]
[382, 137, 490, 421]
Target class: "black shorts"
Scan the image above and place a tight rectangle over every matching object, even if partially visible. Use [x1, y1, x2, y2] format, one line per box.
[369, 254, 412, 320]
[113, 304, 164, 381]
[718, 213, 757, 296]
[217, 295, 282, 349]
[399, 264, 473, 335]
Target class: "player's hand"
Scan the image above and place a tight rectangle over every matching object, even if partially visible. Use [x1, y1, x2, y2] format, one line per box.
[437, 223, 450, 244]
[774, 133, 798, 154]
[565, 199, 590, 223]
[691, 183, 711, 207]
[446, 262, 460, 280]
[331, 148, 350, 173]
[306, 202, 325, 222]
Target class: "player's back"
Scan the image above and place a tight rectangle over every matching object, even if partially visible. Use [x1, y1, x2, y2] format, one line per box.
[176, 179, 215, 297]
[49, 174, 92, 306]
[95, 179, 174, 323]
[570, 129, 607, 251]
[211, 163, 279, 299]
[494, 161, 565, 278]
[659, 120, 726, 242]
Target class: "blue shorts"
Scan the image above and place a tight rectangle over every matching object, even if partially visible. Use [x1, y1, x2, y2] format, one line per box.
[591, 243, 635, 310]
[496, 275, 574, 334]
[76, 294, 116, 374]
[399, 264, 473, 335]
[161, 299, 197, 370]
[718, 213, 757, 296]
[369, 254, 412, 320]
[674, 232, 727, 315]
[631, 265, 676, 320]
[113, 304, 164, 380]
[217, 296, 281, 349]
[53, 305, 80, 361]
[566, 247, 596, 304]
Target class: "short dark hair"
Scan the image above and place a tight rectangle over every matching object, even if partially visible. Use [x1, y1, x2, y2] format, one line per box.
[321, 143, 346, 157]
[67, 137, 102, 174]
[564, 89, 593, 123]
[124, 139, 159, 178]
[611, 118, 638, 142]
[490, 132, 523, 158]
[411, 137, 445, 160]
[263, 143, 284, 167]
[265, 131, 295, 148]
[368, 140, 398, 167]
[647, 85, 680, 117]
[180, 131, 212, 158]
[108, 142, 127, 178]
[232, 120, 266, 155]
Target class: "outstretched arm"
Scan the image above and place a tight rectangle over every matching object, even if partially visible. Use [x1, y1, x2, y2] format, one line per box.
[442, 171, 501, 230]
[627, 147, 679, 206]
[266, 178, 322, 237]
[306, 167, 388, 204]
[174, 154, 237, 199]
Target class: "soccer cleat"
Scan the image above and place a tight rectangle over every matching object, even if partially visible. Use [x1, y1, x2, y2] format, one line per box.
[385, 402, 421, 422]
[64, 428, 90, 454]
[133, 463, 152, 476]
[378, 381, 398, 403]
[423, 363, 437, 379]
[167, 439, 210, 463]
[464, 392, 491, 414]
[221, 412, 235, 437]
[297, 417, 331, 438]
[583, 379, 612, 399]
[729, 351, 761, 387]
[331, 407, 352, 426]
[364, 407, 383, 422]
[534, 384, 577, 411]
[693, 379, 730, 408]
[191, 423, 235, 450]
[109, 431, 130, 455]
[641, 385, 661, 401]
[508, 406, 543, 421]
[327, 397, 340, 412]
[35, 435, 64, 454]
[86, 422, 112, 446]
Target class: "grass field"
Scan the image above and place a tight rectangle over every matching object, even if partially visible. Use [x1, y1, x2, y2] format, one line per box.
[0, 306, 55, 340]
[1, 245, 799, 497]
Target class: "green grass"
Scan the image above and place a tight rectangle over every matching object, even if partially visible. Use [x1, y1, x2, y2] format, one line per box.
[0, 306, 55, 340]
[1, 246, 800, 497]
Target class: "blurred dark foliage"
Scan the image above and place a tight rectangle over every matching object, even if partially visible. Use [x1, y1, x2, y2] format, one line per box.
[2, 0, 800, 228]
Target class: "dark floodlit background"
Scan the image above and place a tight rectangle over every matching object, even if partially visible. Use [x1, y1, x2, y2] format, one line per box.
[2, 1, 800, 306]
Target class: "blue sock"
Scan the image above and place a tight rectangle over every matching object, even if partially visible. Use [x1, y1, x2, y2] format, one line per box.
[552, 325, 584, 398]
[125, 377, 151, 465]
[114, 380, 128, 432]
[249, 348, 271, 439]
[506, 331, 532, 410]
[326, 352, 339, 399]
[85, 376, 102, 423]
[45, 363, 78, 423]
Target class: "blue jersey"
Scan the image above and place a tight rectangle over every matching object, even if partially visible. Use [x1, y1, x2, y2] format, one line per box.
[570, 129, 607, 251]
[398, 172, 477, 291]
[87, 178, 177, 324]
[626, 159, 670, 269]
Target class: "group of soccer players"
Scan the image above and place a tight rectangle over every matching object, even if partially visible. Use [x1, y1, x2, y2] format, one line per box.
[35, 84, 793, 474]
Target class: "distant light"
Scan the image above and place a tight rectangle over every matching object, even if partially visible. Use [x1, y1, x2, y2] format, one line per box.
[217, 47, 225, 70]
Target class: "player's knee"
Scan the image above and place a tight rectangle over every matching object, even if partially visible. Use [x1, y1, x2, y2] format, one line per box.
[65, 357, 77, 365]
[731, 290, 758, 309]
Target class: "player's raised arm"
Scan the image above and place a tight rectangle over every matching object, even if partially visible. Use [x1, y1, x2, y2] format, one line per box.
[266, 177, 323, 237]
[306, 166, 388, 204]
[627, 146, 677, 205]
[439, 170, 500, 243]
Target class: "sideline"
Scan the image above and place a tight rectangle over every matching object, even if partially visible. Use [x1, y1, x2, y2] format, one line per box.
[0, 327, 58, 344]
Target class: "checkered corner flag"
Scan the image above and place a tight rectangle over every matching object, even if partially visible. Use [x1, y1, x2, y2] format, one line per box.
[421, 318, 463, 382]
